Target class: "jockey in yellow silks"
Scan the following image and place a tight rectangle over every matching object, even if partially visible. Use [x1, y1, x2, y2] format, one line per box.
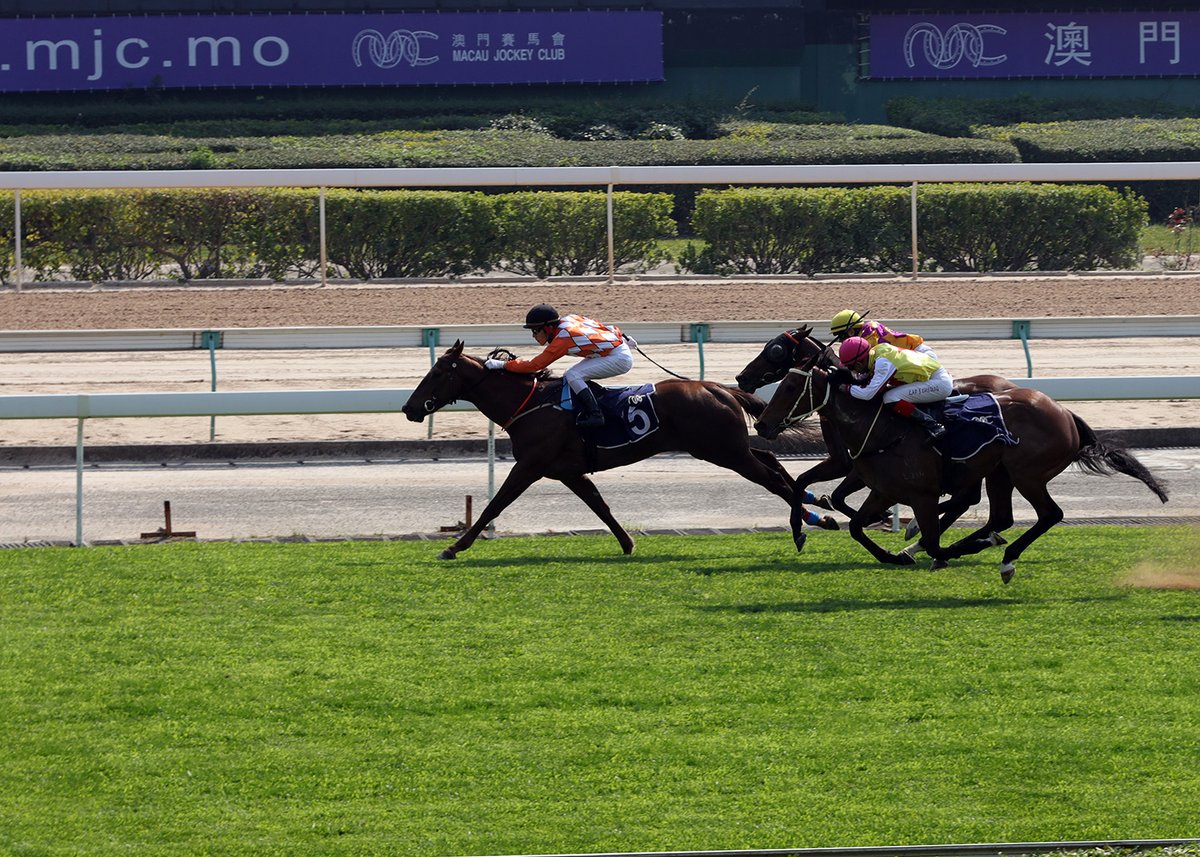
[837, 338, 952, 439]
[830, 309, 939, 361]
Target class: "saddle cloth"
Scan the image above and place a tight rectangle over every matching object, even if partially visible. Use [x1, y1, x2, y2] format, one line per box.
[560, 382, 661, 448]
[936, 392, 1019, 461]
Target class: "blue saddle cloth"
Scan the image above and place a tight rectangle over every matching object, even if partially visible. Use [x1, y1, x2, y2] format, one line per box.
[561, 382, 661, 448]
[938, 392, 1019, 461]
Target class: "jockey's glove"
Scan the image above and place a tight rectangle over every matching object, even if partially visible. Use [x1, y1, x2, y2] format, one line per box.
[484, 358, 507, 370]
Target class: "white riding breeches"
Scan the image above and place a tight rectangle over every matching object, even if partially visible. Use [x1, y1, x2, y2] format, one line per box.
[914, 343, 939, 361]
[881, 367, 954, 404]
[564, 342, 634, 392]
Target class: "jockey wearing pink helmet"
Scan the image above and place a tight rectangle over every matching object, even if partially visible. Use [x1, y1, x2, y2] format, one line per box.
[837, 336, 951, 439]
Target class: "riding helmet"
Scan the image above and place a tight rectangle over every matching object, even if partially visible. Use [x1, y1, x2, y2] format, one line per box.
[523, 303, 561, 330]
[838, 336, 872, 367]
[830, 309, 864, 338]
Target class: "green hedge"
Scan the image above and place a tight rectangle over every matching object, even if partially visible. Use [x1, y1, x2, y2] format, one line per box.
[0, 189, 676, 283]
[682, 184, 1147, 275]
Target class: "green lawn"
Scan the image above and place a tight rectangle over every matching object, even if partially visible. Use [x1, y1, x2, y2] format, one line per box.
[2, 528, 1198, 856]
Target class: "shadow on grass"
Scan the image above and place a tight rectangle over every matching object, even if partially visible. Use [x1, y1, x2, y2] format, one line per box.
[695, 596, 1023, 614]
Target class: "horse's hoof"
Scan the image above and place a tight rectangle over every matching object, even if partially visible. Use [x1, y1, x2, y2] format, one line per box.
[901, 542, 923, 559]
[1000, 561, 1016, 584]
[621, 539, 636, 555]
[811, 494, 834, 511]
[894, 551, 917, 566]
[904, 519, 921, 540]
[988, 532, 1008, 547]
[816, 515, 840, 531]
[794, 532, 807, 553]
[930, 558, 949, 571]
[439, 548, 458, 560]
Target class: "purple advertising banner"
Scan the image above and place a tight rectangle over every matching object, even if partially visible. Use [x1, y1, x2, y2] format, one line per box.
[870, 11, 1199, 79]
[0, 11, 663, 92]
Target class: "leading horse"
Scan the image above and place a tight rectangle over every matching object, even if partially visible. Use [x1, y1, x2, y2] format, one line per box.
[401, 341, 804, 559]
[753, 355, 1169, 582]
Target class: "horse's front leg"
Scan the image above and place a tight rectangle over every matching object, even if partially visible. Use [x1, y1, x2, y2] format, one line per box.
[788, 455, 851, 552]
[909, 492, 956, 570]
[559, 473, 635, 555]
[439, 461, 542, 559]
[848, 490, 916, 566]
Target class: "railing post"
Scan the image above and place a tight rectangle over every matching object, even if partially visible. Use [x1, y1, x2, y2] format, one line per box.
[200, 330, 222, 440]
[910, 180, 919, 280]
[319, 186, 328, 287]
[606, 181, 615, 284]
[422, 327, 440, 439]
[688, 323, 710, 380]
[75, 416, 85, 547]
[13, 188, 23, 293]
[1012, 320, 1033, 377]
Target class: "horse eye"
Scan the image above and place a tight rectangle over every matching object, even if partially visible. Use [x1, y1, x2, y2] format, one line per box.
[766, 344, 785, 362]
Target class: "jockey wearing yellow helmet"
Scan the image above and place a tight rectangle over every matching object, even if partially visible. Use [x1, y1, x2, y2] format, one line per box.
[830, 310, 938, 360]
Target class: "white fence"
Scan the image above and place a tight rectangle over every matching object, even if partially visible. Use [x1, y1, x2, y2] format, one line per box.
[4, 161, 1200, 285]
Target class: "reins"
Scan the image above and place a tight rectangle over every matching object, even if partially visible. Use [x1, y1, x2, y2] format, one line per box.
[779, 366, 885, 460]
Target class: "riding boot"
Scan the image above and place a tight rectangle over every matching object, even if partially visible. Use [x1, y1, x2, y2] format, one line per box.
[573, 386, 605, 429]
[891, 400, 946, 440]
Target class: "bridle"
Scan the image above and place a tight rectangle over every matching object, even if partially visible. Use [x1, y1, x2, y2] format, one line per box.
[418, 352, 547, 431]
[774, 364, 886, 460]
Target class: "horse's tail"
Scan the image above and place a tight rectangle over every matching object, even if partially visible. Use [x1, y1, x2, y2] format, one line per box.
[1071, 412, 1169, 503]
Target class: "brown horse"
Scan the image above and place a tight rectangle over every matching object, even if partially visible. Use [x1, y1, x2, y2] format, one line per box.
[735, 325, 1016, 545]
[753, 356, 1169, 582]
[400, 341, 800, 559]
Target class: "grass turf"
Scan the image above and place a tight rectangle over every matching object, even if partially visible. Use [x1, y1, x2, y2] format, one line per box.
[1, 527, 1198, 856]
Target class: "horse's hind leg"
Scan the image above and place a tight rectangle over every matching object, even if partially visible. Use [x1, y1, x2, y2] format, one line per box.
[944, 470, 1014, 560]
[560, 473, 635, 555]
[439, 461, 542, 560]
[996, 478, 1063, 584]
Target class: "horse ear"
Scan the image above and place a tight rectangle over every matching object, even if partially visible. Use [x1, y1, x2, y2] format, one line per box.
[450, 340, 464, 354]
[797, 324, 812, 337]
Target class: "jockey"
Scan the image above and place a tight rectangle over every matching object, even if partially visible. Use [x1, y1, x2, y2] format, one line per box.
[485, 303, 633, 429]
[830, 310, 939, 360]
[837, 336, 952, 439]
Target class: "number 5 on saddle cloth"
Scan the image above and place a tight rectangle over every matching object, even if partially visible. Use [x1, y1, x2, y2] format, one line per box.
[560, 382, 661, 449]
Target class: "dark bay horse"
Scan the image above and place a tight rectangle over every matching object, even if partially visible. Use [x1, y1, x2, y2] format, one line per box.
[735, 325, 1016, 544]
[401, 341, 801, 559]
[753, 358, 1169, 583]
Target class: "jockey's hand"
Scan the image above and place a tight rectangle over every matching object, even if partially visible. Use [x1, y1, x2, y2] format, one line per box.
[484, 358, 507, 370]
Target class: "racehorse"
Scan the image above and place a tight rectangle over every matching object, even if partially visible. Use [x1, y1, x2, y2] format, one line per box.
[401, 341, 802, 559]
[735, 325, 1015, 544]
[752, 354, 1169, 583]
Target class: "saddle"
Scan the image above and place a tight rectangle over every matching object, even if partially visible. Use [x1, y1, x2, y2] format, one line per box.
[930, 392, 1019, 461]
[558, 381, 661, 448]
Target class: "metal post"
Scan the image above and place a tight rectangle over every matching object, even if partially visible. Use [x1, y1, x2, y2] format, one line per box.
[606, 182, 615, 284]
[1013, 320, 1034, 377]
[200, 331, 222, 440]
[319, 187, 328, 287]
[486, 420, 496, 536]
[422, 328, 440, 439]
[689, 323, 710, 380]
[910, 181, 919, 280]
[14, 189, 23, 293]
[75, 417, 85, 547]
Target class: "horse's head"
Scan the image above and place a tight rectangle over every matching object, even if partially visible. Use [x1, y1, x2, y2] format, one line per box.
[402, 340, 479, 422]
[736, 324, 826, 392]
[753, 355, 831, 440]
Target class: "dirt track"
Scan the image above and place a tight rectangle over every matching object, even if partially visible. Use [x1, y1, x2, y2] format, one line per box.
[3, 272, 1200, 330]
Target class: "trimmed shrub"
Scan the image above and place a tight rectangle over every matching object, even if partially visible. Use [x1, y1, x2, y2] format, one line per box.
[323, 190, 499, 279]
[493, 191, 675, 278]
[684, 183, 1147, 274]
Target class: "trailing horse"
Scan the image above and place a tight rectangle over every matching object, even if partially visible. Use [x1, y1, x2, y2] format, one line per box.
[735, 324, 1015, 539]
[401, 341, 801, 559]
[753, 357, 1168, 583]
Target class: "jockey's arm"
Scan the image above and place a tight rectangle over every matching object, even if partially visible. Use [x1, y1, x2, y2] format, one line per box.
[504, 336, 570, 373]
[849, 358, 897, 400]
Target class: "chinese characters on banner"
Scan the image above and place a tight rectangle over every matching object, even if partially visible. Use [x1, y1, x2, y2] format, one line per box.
[869, 11, 1194, 78]
[0, 11, 663, 93]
